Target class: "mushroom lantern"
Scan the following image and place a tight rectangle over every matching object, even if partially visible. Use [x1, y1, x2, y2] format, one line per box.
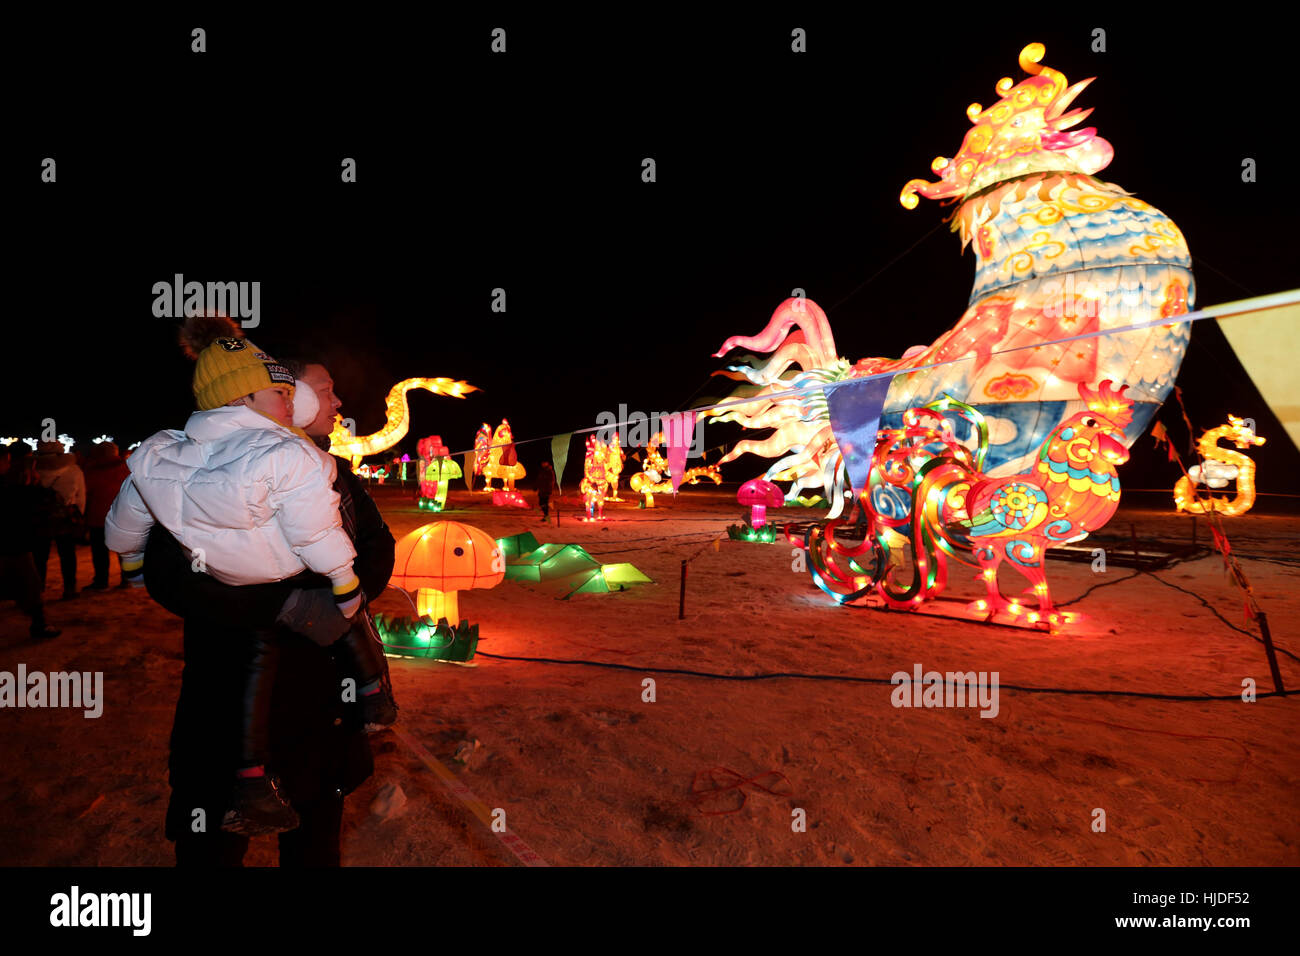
[390, 521, 504, 627]
[738, 478, 784, 528]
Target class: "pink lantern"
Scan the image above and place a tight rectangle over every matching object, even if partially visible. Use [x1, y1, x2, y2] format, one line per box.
[738, 478, 784, 528]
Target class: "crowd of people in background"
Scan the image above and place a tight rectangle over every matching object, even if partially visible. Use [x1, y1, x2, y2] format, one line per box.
[0, 439, 132, 638]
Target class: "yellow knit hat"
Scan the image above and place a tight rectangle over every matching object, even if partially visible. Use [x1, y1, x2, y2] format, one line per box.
[181, 313, 296, 411]
[192, 336, 296, 410]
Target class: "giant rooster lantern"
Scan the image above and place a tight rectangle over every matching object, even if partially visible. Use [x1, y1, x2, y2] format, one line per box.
[329, 378, 477, 472]
[709, 43, 1192, 521]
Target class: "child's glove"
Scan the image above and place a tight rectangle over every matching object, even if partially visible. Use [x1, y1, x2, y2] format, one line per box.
[337, 591, 364, 619]
[276, 587, 352, 646]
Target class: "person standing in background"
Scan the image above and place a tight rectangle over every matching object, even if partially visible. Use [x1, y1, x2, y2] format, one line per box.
[537, 460, 555, 522]
[0, 444, 61, 638]
[33, 440, 85, 599]
[82, 441, 131, 591]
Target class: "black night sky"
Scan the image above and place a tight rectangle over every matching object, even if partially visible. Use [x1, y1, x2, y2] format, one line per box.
[9, 12, 1298, 496]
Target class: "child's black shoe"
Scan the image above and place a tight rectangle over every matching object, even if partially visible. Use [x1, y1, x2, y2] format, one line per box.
[221, 774, 300, 835]
[360, 685, 398, 733]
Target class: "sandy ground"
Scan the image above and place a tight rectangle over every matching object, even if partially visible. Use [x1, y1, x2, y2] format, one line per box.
[2, 484, 1297, 866]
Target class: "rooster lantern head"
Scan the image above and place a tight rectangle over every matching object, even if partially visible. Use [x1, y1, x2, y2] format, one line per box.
[1047, 380, 1134, 470]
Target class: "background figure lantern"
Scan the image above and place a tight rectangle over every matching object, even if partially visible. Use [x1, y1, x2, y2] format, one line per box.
[483, 419, 526, 491]
[581, 435, 609, 520]
[629, 432, 671, 508]
[604, 434, 625, 501]
[1174, 415, 1265, 516]
[628, 432, 723, 507]
[418, 435, 463, 511]
[471, 423, 492, 491]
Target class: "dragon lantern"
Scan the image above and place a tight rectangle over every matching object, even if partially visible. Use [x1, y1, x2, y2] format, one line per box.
[709, 43, 1193, 519]
[328, 378, 477, 472]
[1174, 415, 1265, 516]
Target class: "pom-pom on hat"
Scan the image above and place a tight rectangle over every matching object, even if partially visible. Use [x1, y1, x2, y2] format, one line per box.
[180, 313, 295, 411]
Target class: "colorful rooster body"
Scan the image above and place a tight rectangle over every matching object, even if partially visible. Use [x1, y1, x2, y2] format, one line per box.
[710, 43, 1192, 519]
[805, 381, 1133, 628]
[950, 380, 1132, 622]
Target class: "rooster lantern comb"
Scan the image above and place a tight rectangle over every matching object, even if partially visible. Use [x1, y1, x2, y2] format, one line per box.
[901, 42, 1114, 210]
[1078, 379, 1134, 429]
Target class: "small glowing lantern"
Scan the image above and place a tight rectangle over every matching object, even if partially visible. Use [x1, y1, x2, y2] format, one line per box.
[390, 521, 504, 627]
[738, 478, 784, 528]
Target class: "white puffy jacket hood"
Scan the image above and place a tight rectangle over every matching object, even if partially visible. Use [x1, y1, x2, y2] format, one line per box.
[105, 405, 356, 587]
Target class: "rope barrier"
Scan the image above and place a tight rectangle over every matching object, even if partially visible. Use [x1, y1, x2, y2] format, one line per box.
[388, 725, 549, 867]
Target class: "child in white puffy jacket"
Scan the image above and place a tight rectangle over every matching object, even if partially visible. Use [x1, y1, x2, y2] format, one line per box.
[107, 315, 395, 836]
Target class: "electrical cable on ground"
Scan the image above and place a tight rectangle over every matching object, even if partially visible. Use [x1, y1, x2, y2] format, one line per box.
[470, 651, 1292, 703]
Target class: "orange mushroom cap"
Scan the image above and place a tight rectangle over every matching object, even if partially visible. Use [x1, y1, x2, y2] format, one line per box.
[390, 521, 504, 592]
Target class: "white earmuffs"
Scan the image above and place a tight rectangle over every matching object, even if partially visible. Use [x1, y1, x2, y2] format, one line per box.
[292, 379, 320, 429]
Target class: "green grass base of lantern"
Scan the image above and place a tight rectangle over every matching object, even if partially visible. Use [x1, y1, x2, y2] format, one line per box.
[373, 612, 479, 661]
[727, 519, 778, 544]
[416, 497, 446, 512]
